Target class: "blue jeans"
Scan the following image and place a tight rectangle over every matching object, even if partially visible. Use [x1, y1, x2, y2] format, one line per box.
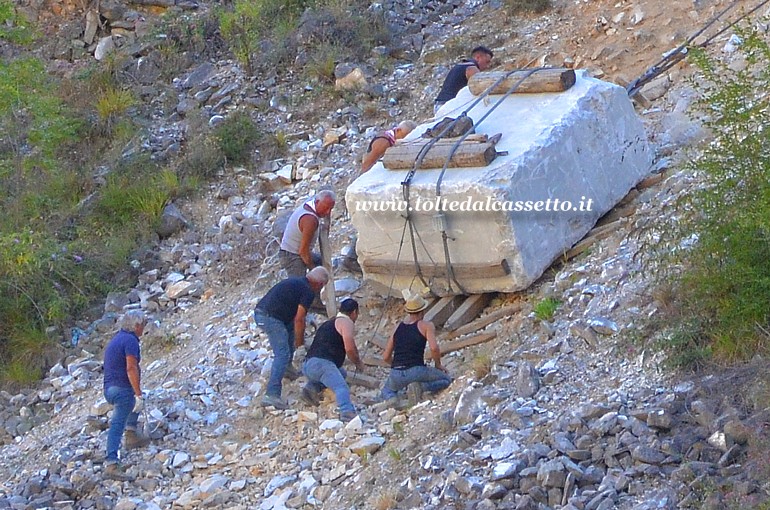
[303, 357, 354, 414]
[255, 310, 295, 398]
[104, 386, 139, 462]
[381, 365, 452, 399]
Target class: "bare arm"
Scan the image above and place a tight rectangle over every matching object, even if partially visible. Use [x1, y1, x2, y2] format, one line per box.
[419, 320, 443, 371]
[338, 317, 364, 371]
[465, 65, 480, 80]
[126, 355, 142, 396]
[297, 214, 319, 268]
[294, 305, 308, 348]
[361, 138, 391, 174]
[382, 327, 396, 364]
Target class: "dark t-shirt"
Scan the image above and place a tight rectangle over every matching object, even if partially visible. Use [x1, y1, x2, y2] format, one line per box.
[103, 329, 141, 390]
[435, 60, 479, 103]
[391, 321, 427, 369]
[255, 277, 315, 326]
[307, 318, 346, 367]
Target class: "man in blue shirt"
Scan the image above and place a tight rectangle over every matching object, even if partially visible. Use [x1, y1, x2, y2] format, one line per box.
[102, 310, 151, 481]
[255, 267, 330, 410]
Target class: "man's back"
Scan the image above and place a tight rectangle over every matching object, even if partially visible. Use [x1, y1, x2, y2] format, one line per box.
[435, 60, 478, 103]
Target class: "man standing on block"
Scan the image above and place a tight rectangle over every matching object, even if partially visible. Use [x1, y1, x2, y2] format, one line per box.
[381, 292, 452, 405]
[300, 298, 365, 422]
[102, 310, 151, 481]
[434, 45, 494, 114]
[254, 267, 330, 410]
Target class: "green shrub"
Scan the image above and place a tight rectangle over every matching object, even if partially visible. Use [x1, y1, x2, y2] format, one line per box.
[533, 297, 560, 321]
[656, 30, 770, 367]
[503, 0, 551, 15]
[0, 0, 36, 45]
[214, 111, 261, 165]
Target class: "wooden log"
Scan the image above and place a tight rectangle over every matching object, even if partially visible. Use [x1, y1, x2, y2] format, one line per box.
[565, 221, 621, 260]
[362, 356, 390, 368]
[468, 68, 576, 96]
[367, 333, 388, 350]
[426, 296, 465, 328]
[346, 371, 380, 389]
[318, 217, 337, 317]
[444, 294, 492, 331]
[428, 331, 497, 359]
[382, 141, 497, 170]
[443, 302, 522, 341]
[400, 134, 490, 146]
[362, 260, 510, 279]
[637, 172, 666, 190]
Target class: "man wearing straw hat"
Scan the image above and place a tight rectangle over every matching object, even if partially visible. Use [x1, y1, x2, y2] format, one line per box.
[380, 291, 452, 405]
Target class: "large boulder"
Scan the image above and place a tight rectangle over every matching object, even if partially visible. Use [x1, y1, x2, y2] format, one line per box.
[346, 71, 653, 295]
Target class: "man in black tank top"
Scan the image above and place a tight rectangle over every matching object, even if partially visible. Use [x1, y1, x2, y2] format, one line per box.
[380, 294, 452, 405]
[434, 46, 494, 114]
[300, 299, 365, 422]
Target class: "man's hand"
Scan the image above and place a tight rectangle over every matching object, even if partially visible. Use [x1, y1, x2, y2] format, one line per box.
[295, 337, 305, 349]
[132, 395, 144, 414]
[355, 361, 365, 373]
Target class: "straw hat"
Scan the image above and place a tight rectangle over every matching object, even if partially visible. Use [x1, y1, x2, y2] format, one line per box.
[402, 289, 429, 313]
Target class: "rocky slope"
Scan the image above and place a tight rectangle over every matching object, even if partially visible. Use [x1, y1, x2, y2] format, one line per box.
[1, 0, 770, 509]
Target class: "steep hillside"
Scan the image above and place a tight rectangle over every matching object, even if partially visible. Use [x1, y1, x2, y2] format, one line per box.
[1, 0, 770, 509]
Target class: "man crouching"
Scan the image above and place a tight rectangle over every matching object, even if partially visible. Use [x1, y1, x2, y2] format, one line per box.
[300, 298, 365, 422]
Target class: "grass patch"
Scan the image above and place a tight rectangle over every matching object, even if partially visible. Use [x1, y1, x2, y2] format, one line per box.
[0, 0, 36, 45]
[504, 0, 551, 15]
[471, 351, 493, 379]
[533, 297, 560, 321]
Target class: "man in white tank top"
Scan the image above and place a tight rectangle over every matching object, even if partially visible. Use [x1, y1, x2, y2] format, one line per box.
[279, 190, 336, 277]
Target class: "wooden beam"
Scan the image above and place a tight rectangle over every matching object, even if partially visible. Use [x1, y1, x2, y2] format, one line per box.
[443, 303, 522, 341]
[637, 172, 666, 190]
[444, 294, 492, 331]
[426, 296, 465, 328]
[565, 221, 620, 260]
[468, 68, 576, 96]
[362, 356, 389, 368]
[429, 331, 497, 359]
[367, 333, 388, 351]
[399, 134, 491, 146]
[318, 217, 337, 317]
[382, 141, 498, 170]
[362, 260, 510, 279]
[346, 371, 380, 389]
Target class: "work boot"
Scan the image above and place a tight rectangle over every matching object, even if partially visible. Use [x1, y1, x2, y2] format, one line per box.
[300, 385, 321, 407]
[339, 410, 358, 422]
[283, 364, 301, 381]
[124, 429, 151, 450]
[103, 462, 135, 482]
[406, 382, 423, 406]
[261, 394, 289, 410]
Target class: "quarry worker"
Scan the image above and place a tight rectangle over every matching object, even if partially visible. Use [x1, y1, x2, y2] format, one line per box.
[102, 310, 151, 481]
[300, 298, 365, 422]
[381, 292, 452, 405]
[360, 120, 417, 174]
[434, 46, 494, 114]
[255, 267, 330, 410]
[279, 189, 336, 277]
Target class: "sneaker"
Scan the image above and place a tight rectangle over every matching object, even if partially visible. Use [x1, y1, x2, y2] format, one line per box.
[103, 462, 135, 482]
[283, 364, 301, 381]
[406, 382, 423, 406]
[339, 411, 358, 422]
[124, 429, 151, 450]
[300, 386, 321, 407]
[261, 394, 289, 410]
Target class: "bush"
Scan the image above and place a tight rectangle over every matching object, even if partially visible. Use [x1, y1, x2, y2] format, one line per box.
[213, 111, 261, 165]
[0, 0, 36, 45]
[533, 297, 560, 321]
[656, 30, 770, 367]
[503, 0, 551, 15]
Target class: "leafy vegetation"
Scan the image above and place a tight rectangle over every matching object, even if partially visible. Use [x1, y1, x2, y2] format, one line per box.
[503, 0, 551, 15]
[0, 0, 36, 45]
[218, 0, 388, 79]
[533, 297, 560, 321]
[656, 30, 770, 368]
